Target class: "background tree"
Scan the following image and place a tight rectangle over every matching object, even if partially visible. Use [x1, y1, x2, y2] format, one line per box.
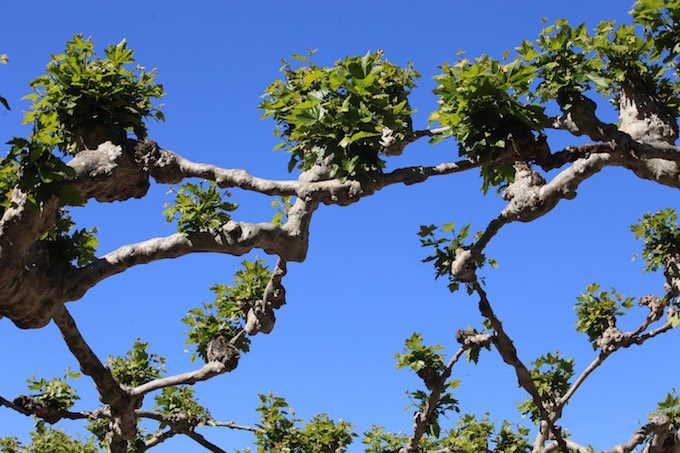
[0, 1, 679, 452]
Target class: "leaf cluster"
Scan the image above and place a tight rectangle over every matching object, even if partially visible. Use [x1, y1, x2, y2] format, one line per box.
[437, 414, 530, 453]
[4, 138, 81, 209]
[0, 426, 97, 453]
[361, 426, 409, 453]
[254, 393, 355, 453]
[26, 369, 81, 412]
[574, 283, 634, 349]
[631, 208, 680, 272]
[419, 222, 496, 293]
[107, 339, 165, 387]
[395, 332, 447, 384]
[154, 386, 210, 428]
[183, 259, 271, 362]
[431, 55, 545, 192]
[38, 211, 98, 268]
[631, 0, 680, 61]
[23, 35, 164, 154]
[651, 389, 679, 434]
[518, 352, 574, 423]
[163, 181, 238, 233]
[519, 20, 603, 102]
[260, 50, 418, 181]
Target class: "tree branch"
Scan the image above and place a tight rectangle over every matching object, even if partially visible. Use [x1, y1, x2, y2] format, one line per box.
[130, 362, 227, 397]
[51, 304, 136, 450]
[470, 279, 568, 452]
[405, 333, 492, 452]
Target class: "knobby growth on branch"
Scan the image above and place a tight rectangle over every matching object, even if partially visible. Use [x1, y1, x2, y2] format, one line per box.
[1, 1, 679, 451]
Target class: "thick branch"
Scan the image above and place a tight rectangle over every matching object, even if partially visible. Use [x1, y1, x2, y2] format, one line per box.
[52, 305, 129, 409]
[52, 304, 135, 449]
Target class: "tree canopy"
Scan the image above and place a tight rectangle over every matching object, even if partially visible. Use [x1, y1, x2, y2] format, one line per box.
[0, 1, 679, 452]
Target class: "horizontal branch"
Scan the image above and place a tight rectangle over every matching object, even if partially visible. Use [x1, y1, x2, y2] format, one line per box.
[131, 362, 227, 397]
[1, 395, 259, 449]
[137, 410, 227, 453]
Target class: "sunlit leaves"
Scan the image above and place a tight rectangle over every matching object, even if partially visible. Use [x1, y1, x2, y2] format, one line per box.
[362, 426, 409, 453]
[38, 211, 98, 268]
[254, 393, 355, 453]
[24, 35, 164, 154]
[651, 389, 679, 434]
[518, 352, 574, 423]
[631, 0, 680, 61]
[631, 208, 680, 272]
[0, 426, 97, 453]
[419, 222, 495, 293]
[26, 369, 81, 412]
[154, 386, 210, 428]
[395, 332, 446, 383]
[519, 20, 602, 102]
[4, 137, 80, 209]
[431, 55, 546, 192]
[0, 159, 18, 213]
[107, 339, 165, 387]
[260, 50, 418, 181]
[395, 333, 460, 438]
[299, 414, 356, 453]
[182, 259, 271, 362]
[574, 283, 634, 349]
[163, 182, 238, 234]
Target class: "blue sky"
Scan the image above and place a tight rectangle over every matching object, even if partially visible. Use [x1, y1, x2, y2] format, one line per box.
[0, 1, 678, 451]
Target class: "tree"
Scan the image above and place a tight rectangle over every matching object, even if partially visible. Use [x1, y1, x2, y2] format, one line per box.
[0, 1, 679, 452]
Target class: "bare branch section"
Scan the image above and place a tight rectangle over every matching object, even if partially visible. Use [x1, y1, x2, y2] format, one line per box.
[51, 304, 136, 451]
[130, 362, 227, 397]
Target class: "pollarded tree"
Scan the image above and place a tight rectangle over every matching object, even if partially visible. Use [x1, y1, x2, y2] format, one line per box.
[0, 1, 679, 452]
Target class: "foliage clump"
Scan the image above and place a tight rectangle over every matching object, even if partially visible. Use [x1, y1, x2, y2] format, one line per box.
[164, 182, 238, 233]
[260, 50, 418, 181]
[419, 222, 497, 293]
[518, 352, 574, 423]
[24, 34, 164, 153]
[254, 393, 355, 453]
[574, 284, 634, 349]
[25, 369, 80, 413]
[183, 259, 271, 362]
[0, 426, 97, 453]
[154, 386, 210, 427]
[631, 208, 680, 272]
[107, 339, 165, 387]
[431, 55, 546, 192]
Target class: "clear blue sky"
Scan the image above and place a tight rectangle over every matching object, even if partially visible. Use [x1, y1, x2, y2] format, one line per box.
[0, 1, 678, 451]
